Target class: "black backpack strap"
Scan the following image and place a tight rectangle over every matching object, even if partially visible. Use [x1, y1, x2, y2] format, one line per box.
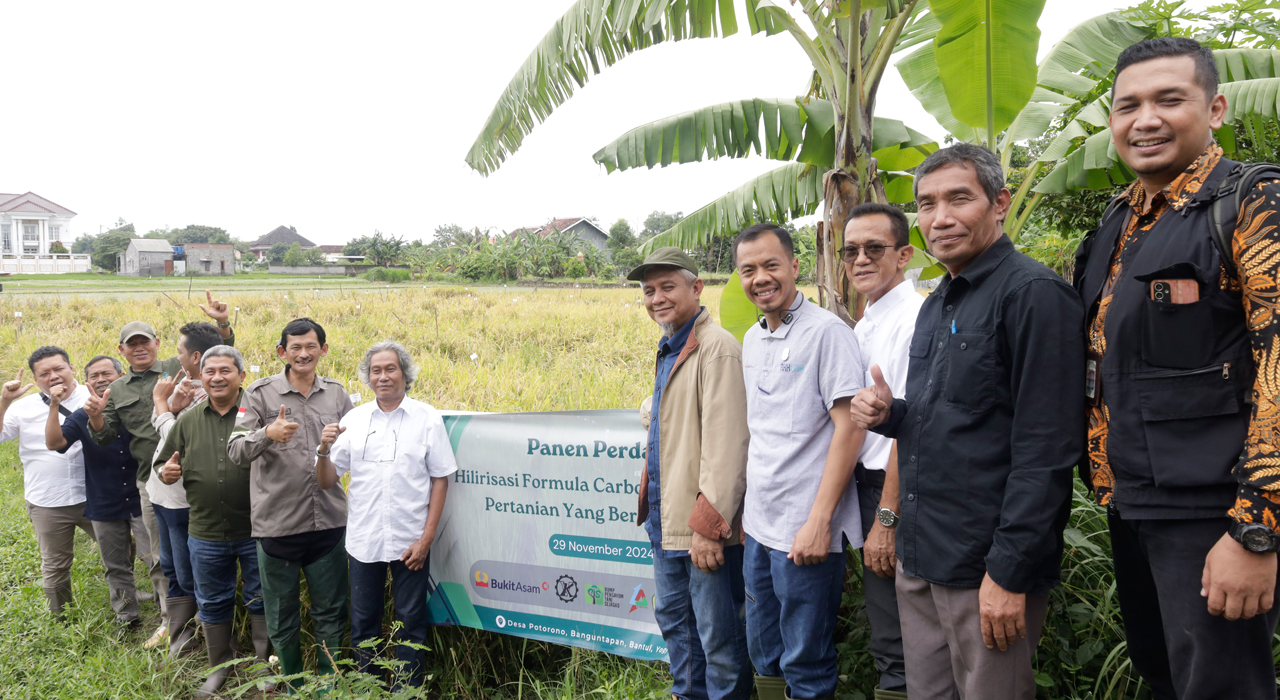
[1210, 162, 1280, 281]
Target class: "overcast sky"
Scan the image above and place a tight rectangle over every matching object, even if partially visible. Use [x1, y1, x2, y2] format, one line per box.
[3, 1, 1212, 246]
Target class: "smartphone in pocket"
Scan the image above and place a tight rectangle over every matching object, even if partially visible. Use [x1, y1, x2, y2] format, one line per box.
[1150, 279, 1199, 304]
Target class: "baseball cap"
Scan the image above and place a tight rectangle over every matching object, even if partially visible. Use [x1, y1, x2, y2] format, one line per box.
[626, 247, 699, 282]
[119, 321, 158, 344]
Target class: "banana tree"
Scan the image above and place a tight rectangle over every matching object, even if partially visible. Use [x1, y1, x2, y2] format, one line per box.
[1032, 48, 1280, 198]
[898, 10, 1158, 241]
[466, 0, 1048, 321]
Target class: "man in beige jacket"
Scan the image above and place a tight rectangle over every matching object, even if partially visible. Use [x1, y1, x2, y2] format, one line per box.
[633, 247, 752, 700]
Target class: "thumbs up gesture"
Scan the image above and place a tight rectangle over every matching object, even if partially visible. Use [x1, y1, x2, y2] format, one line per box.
[1, 369, 33, 405]
[265, 404, 300, 444]
[318, 423, 346, 455]
[851, 364, 894, 429]
[160, 451, 183, 485]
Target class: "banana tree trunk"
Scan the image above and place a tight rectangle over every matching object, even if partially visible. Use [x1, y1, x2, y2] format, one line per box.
[815, 9, 887, 328]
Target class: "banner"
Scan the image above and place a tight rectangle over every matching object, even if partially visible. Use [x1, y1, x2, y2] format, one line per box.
[426, 409, 668, 662]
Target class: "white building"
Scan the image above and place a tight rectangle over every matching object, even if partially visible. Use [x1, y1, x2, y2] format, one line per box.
[0, 192, 91, 273]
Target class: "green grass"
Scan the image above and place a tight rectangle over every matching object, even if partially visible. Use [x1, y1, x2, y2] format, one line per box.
[0, 285, 1175, 699]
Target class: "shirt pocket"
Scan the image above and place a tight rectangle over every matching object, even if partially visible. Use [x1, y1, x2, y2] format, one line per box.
[1133, 261, 1215, 369]
[943, 331, 1000, 412]
[1135, 368, 1247, 488]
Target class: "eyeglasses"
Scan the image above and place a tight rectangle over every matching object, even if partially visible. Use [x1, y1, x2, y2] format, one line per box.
[362, 429, 399, 463]
[840, 243, 901, 263]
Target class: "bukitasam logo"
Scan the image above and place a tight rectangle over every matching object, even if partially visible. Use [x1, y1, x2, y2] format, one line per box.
[474, 571, 490, 588]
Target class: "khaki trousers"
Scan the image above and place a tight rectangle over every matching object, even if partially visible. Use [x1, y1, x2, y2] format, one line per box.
[92, 519, 141, 622]
[895, 562, 1048, 700]
[133, 479, 170, 625]
[25, 501, 95, 591]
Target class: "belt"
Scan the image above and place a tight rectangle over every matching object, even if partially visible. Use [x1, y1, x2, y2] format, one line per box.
[854, 462, 884, 489]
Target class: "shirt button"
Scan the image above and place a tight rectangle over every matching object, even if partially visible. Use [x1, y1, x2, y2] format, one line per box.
[909, 455, 916, 462]
[946, 305, 953, 311]
[960, 342, 968, 350]
[907, 494, 915, 501]
[937, 342, 943, 349]
[916, 416, 922, 423]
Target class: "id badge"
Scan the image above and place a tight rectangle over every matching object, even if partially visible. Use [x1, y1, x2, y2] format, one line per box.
[1086, 350, 1103, 407]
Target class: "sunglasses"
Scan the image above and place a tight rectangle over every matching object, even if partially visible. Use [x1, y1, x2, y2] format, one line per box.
[840, 243, 901, 263]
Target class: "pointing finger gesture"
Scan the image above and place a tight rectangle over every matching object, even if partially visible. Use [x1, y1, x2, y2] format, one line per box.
[84, 387, 110, 417]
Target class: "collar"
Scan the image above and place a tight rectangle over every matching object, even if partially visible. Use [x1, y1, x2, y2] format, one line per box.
[1123, 144, 1223, 214]
[951, 235, 1015, 288]
[659, 308, 703, 356]
[275, 368, 323, 395]
[203, 388, 244, 417]
[764, 292, 807, 340]
[861, 279, 916, 329]
[129, 360, 163, 379]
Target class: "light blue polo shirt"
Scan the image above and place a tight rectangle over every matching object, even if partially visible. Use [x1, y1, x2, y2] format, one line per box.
[741, 293, 866, 552]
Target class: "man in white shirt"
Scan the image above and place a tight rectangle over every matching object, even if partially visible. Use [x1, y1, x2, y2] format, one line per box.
[316, 340, 456, 690]
[735, 224, 867, 700]
[0, 347, 93, 616]
[843, 203, 923, 700]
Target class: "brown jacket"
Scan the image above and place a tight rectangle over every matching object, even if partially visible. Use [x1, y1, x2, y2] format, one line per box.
[638, 311, 749, 550]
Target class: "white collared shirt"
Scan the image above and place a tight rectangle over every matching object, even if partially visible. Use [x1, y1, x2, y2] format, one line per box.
[327, 396, 458, 563]
[146, 386, 207, 510]
[0, 383, 88, 507]
[854, 279, 924, 471]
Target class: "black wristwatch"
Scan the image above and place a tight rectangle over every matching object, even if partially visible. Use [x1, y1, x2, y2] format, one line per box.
[1229, 521, 1280, 553]
[876, 507, 900, 528]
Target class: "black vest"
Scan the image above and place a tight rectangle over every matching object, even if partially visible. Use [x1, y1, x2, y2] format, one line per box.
[1074, 158, 1253, 513]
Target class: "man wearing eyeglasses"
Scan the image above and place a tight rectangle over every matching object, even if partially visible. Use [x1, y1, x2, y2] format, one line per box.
[315, 341, 456, 690]
[228, 318, 353, 691]
[841, 203, 922, 700]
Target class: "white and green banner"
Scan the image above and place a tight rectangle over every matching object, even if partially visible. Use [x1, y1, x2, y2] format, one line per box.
[426, 410, 668, 662]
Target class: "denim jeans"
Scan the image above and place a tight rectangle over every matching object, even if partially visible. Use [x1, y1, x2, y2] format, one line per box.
[652, 545, 752, 700]
[743, 534, 846, 700]
[349, 556, 430, 687]
[152, 505, 195, 599]
[188, 535, 264, 624]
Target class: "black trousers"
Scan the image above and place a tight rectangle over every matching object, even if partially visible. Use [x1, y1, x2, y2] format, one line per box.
[1109, 510, 1280, 700]
[855, 469, 907, 692]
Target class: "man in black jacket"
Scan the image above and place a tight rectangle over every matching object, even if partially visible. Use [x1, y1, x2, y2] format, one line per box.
[1074, 37, 1280, 699]
[851, 143, 1084, 699]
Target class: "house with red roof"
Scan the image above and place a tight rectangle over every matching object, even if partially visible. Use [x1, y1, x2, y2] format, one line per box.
[510, 217, 609, 252]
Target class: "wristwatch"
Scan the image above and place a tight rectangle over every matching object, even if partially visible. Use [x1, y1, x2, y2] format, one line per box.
[1229, 521, 1280, 553]
[315, 445, 330, 458]
[217, 321, 231, 329]
[876, 507, 900, 528]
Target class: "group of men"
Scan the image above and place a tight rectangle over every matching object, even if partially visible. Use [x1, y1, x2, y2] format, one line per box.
[637, 38, 1280, 700]
[4, 300, 456, 695]
[6, 35, 1280, 700]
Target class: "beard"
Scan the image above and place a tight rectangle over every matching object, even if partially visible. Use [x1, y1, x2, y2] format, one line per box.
[658, 322, 676, 338]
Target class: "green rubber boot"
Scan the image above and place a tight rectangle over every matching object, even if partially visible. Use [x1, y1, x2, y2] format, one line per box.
[275, 641, 305, 695]
[756, 675, 787, 700]
[873, 691, 909, 700]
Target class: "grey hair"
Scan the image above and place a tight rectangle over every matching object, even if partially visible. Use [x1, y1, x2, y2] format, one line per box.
[84, 355, 123, 378]
[913, 142, 1005, 204]
[200, 345, 245, 373]
[359, 341, 419, 390]
[641, 266, 698, 287]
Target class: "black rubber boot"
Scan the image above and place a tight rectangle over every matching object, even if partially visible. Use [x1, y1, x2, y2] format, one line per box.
[250, 614, 277, 693]
[166, 596, 201, 660]
[195, 622, 235, 699]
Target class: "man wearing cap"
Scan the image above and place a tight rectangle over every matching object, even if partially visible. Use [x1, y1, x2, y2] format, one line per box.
[631, 248, 752, 700]
[229, 318, 353, 691]
[84, 291, 234, 642]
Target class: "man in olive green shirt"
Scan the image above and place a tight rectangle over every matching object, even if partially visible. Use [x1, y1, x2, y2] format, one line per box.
[155, 346, 268, 699]
[84, 292, 234, 643]
[228, 318, 353, 689]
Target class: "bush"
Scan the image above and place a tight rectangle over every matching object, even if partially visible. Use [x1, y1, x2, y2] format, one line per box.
[362, 268, 412, 283]
[563, 258, 588, 279]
